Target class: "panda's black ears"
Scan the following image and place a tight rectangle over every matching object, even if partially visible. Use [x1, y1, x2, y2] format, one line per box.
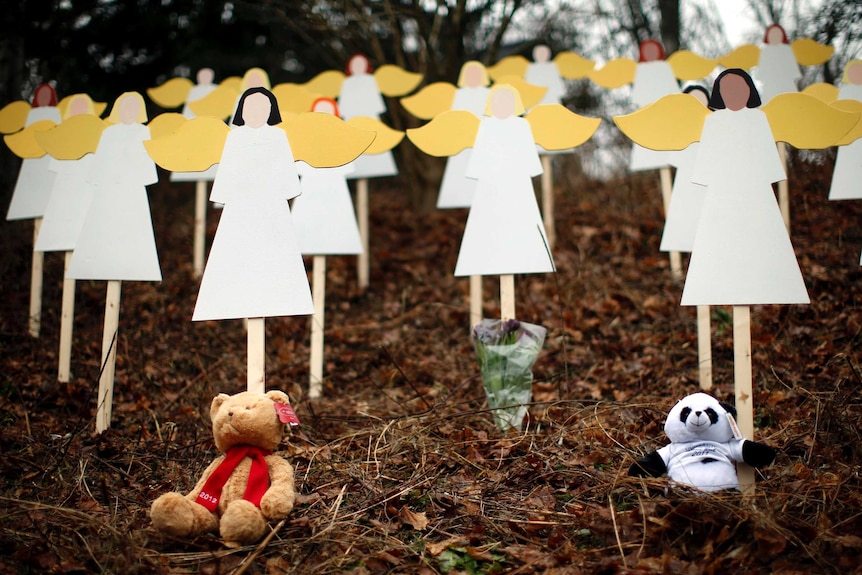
[719, 401, 737, 418]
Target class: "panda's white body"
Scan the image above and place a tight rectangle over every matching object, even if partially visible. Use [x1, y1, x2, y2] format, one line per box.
[657, 438, 745, 491]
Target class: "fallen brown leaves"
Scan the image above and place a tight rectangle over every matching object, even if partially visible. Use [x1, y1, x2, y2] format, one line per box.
[2, 153, 862, 573]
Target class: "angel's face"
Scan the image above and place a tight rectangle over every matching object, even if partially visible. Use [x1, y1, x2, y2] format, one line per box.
[490, 88, 515, 119]
[312, 99, 337, 115]
[348, 55, 370, 76]
[197, 68, 214, 86]
[463, 64, 484, 88]
[765, 25, 785, 45]
[242, 92, 271, 128]
[33, 85, 54, 107]
[533, 45, 551, 63]
[119, 96, 141, 125]
[68, 96, 90, 117]
[847, 62, 862, 85]
[719, 73, 750, 111]
[640, 41, 662, 62]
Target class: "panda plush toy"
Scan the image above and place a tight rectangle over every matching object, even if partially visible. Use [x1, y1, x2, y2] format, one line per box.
[628, 392, 776, 492]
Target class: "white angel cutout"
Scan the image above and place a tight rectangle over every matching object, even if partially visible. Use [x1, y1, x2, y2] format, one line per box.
[828, 59, 862, 202]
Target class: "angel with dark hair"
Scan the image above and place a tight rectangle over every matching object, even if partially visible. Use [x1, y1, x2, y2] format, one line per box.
[232, 86, 282, 127]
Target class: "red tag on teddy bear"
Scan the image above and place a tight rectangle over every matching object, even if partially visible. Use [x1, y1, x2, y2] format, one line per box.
[274, 402, 300, 426]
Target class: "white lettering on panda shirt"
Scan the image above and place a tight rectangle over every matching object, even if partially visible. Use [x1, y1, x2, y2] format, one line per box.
[657, 438, 746, 492]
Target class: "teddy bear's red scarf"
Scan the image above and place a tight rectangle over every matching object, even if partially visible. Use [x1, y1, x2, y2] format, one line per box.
[195, 445, 271, 512]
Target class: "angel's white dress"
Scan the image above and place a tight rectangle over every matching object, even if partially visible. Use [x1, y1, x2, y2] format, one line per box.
[338, 74, 397, 179]
[659, 143, 706, 253]
[453, 116, 554, 276]
[828, 84, 862, 201]
[171, 82, 219, 182]
[755, 44, 800, 103]
[66, 123, 161, 281]
[34, 153, 95, 252]
[193, 125, 313, 320]
[629, 61, 678, 171]
[525, 61, 565, 106]
[292, 161, 362, 255]
[436, 86, 489, 209]
[6, 106, 62, 221]
[681, 107, 808, 305]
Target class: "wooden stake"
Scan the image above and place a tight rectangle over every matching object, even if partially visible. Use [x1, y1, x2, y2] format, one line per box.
[193, 180, 207, 278]
[309, 255, 326, 399]
[500, 274, 515, 321]
[696, 305, 712, 390]
[96, 280, 121, 433]
[777, 142, 789, 234]
[58, 251, 76, 383]
[659, 167, 683, 281]
[247, 317, 265, 394]
[356, 178, 370, 290]
[541, 155, 555, 250]
[470, 275, 482, 329]
[29, 218, 43, 338]
[733, 305, 755, 494]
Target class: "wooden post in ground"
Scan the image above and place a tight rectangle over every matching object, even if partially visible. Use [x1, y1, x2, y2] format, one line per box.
[96, 280, 122, 433]
[247, 317, 265, 394]
[309, 255, 326, 399]
[356, 178, 370, 289]
[541, 155, 555, 250]
[58, 251, 76, 382]
[733, 305, 755, 494]
[696, 305, 712, 390]
[470, 275, 482, 329]
[777, 142, 790, 233]
[29, 218, 44, 338]
[500, 274, 515, 321]
[193, 180, 208, 278]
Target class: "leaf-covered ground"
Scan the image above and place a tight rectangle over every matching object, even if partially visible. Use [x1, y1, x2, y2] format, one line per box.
[1, 154, 862, 574]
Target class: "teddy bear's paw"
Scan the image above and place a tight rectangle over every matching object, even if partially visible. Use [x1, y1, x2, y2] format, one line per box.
[151, 493, 203, 538]
[220, 500, 266, 547]
[260, 489, 295, 520]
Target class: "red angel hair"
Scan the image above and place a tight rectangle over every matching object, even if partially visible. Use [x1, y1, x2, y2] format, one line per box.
[346, 53, 373, 76]
[32, 83, 58, 107]
[638, 39, 666, 62]
[311, 96, 340, 118]
[763, 23, 789, 44]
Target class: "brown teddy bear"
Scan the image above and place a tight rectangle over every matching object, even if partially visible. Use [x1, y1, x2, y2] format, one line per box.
[150, 390, 299, 547]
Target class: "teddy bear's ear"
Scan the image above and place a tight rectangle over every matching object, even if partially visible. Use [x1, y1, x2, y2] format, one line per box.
[718, 401, 737, 418]
[266, 390, 291, 405]
[211, 393, 231, 418]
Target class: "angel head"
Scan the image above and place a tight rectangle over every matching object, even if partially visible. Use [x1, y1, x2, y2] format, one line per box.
[311, 96, 340, 117]
[532, 44, 552, 63]
[484, 84, 526, 119]
[638, 39, 666, 63]
[709, 68, 761, 111]
[683, 84, 710, 107]
[108, 92, 148, 125]
[32, 83, 57, 107]
[63, 93, 97, 119]
[196, 67, 215, 86]
[347, 54, 372, 76]
[233, 87, 282, 128]
[763, 24, 789, 45]
[241, 67, 271, 91]
[457, 61, 490, 89]
[843, 59, 862, 85]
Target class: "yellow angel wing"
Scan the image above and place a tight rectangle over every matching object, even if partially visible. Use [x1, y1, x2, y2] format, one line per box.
[302, 70, 345, 99]
[717, 44, 759, 70]
[613, 93, 710, 150]
[801, 82, 839, 104]
[144, 116, 230, 172]
[0, 100, 32, 134]
[3, 119, 56, 158]
[763, 92, 858, 149]
[220, 76, 242, 92]
[374, 64, 423, 97]
[405, 110, 480, 157]
[282, 112, 375, 167]
[146, 112, 188, 140]
[553, 51, 595, 79]
[791, 38, 834, 67]
[188, 84, 239, 120]
[147, 77, 195, 108]
[344, 116, 404, 154]
[400, 82, 457, 120]
[588, 58, 638, 89]
[487, 55, 530, 81]
[494, 75, 547, 110]
[667, 50, 717, 80]
[35, 114, 106, 160]
[525, 104, 601, 150]
[272, 83, 322, 114]
[832, 100, 862, 146]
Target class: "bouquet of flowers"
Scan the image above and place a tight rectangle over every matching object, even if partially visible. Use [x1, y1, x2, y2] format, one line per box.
[471, 318, 547, 431]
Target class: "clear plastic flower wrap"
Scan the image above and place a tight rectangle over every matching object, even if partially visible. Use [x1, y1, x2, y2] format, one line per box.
[471, 318, 547, 431]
